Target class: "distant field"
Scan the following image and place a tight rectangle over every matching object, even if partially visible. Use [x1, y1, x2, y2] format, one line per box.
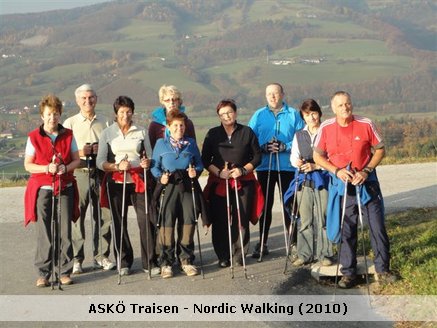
[0, 160, 26, 175]
[119, 19, 174, 38]
[130, 64, 212, 94]
[0, 0, 430, 119]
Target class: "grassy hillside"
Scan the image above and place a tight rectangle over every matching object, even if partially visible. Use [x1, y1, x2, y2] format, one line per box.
[0, 0, 435, 168]
[0, 0, 434, 110]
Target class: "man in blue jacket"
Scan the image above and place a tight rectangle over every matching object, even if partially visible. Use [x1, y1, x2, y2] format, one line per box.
[248, 83, 304, 258]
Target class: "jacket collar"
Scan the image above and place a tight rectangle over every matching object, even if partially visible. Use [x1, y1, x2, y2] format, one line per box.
[38, 123, 66, 137]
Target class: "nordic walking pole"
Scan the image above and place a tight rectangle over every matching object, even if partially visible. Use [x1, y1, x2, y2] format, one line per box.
[333, 175, 349, 300]
[285, 170, 307, 271]
[156, 178, 167, 255]
[95, 169, 103, 270]
[56, 164, 63, 290]
[89, 142, 103, 270]
[50, 156, 56, 290]
[142, 151, 151, 280]
[224, 162, 234, 278]
[356, 184, 371, 305]
[275, 146, 289, 257]
[234, 176, 247, 279]
[106, 177, 119, 275]
[258, 151, 273, 262]
[118, 154, 128, 285]
[189, 163, 204, 279]
[86, 143, 95, 269]
[283, 171, 306, 274]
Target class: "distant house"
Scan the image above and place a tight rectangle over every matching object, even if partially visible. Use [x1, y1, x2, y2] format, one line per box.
[0, 130, 13, 139]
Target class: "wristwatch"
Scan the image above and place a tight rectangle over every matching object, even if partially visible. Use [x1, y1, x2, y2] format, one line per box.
[363, 167, 374, 174]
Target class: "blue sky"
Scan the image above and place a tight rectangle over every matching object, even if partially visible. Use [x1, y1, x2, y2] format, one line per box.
[0, 0, 112, 15]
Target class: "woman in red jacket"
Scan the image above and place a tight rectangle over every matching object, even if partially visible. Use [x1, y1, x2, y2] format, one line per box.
[24, 94, 80, 288]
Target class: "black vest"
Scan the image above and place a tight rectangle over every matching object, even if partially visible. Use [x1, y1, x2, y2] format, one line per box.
[296, 130, 315, 163]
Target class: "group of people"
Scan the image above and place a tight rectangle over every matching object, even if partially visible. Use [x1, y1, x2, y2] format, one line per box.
[24, 82, 397, 289]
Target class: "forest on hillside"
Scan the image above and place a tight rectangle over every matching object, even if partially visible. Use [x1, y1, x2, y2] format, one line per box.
[0, 0, 435, 162]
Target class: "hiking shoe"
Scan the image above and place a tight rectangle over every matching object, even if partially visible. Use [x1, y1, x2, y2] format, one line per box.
[338, 275, 357, 289]
[144, 267, 161, 277]
[320, 258, 334, 266]
[60, 276, 73, 285]
[161, 266, 173, 279]
[252, 243, 269, 258]
[377, 271, 398, 284]
[292, 258, 306, 267]
[120, 268, 130, 276]
[218, 260, 230, 268]
[181, 264, 199, 277]
[72, 261, 83, 274]
[95, 257, 116, 270]
[36, 277, 49, 288]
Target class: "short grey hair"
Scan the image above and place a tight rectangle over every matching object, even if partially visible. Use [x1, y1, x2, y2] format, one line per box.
[158, 84, 183, 105]
[75, 84, 96, 98]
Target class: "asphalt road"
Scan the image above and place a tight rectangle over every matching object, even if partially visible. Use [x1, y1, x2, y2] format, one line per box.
[0, 162, 436, 328]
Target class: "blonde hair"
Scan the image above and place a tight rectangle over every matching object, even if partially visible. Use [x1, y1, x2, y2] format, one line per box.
[158, 84, 183, 106]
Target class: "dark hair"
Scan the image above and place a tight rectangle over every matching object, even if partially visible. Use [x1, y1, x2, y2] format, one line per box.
[216, 99, 237, 114]
[300, 99, 322, 119]
[166, 110, 187, 125]
[113, 95, 135, 114]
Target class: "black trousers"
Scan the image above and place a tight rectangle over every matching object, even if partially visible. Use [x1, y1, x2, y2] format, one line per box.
[210, 180, 254, 263]
[107, 182, 156, 270]
[158, 182, 195, 266]
[256, 170, 294, 245]
[35, 185, 74, 278]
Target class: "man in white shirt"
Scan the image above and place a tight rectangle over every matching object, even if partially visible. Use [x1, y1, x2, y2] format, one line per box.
[63, 84, 115, 273]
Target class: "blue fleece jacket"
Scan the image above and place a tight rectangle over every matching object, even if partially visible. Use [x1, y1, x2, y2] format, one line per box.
[151, 136, 203, 178]
[150, 105, 187, 139]
[326, 172, 381, 243]
[248, 102, 304, 172]
[283, 169, 329, 218]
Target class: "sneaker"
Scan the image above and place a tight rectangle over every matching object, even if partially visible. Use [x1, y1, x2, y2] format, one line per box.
[144, 266, 161, 277]
[161, 266, 173, 279]
[338, 275, 357, 289]
[292, 258, 306, 267]
[72, 261, 83, 274]
[59, 276, 73, 285]
[252, 243, 269, 258]
[181, 264, 198, 277]
[218, 260, 230, 268]
[119, 268, 130, 276]
[95, 257, 116, 271]
[36, 277, 49, 288]
[377, 271, 398, 284]
[320, 258, 334, 266]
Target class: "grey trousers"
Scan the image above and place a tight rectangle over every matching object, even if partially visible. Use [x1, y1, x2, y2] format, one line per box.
[35, 186, 74, 278]
[71, 169, 112, 263]
[296, 187, 333, 263]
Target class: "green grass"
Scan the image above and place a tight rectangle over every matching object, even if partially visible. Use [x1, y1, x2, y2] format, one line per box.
[376, 208, 437, 295]
[0, 159, 26, 174]
[130, 65, 212, 94]
[276, 38, 403, 58]
[204, 37, 412, 86]
[119, 19, 174, 38]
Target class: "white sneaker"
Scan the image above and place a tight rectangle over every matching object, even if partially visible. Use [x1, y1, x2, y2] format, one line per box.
[161, 266, 173, 279]
[181, 264, 198, 277]
[96, 257, 116, 270]
[72, 261, 83, 274]
[120, 268, 130, 276]
[144, 267, 161, 276]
